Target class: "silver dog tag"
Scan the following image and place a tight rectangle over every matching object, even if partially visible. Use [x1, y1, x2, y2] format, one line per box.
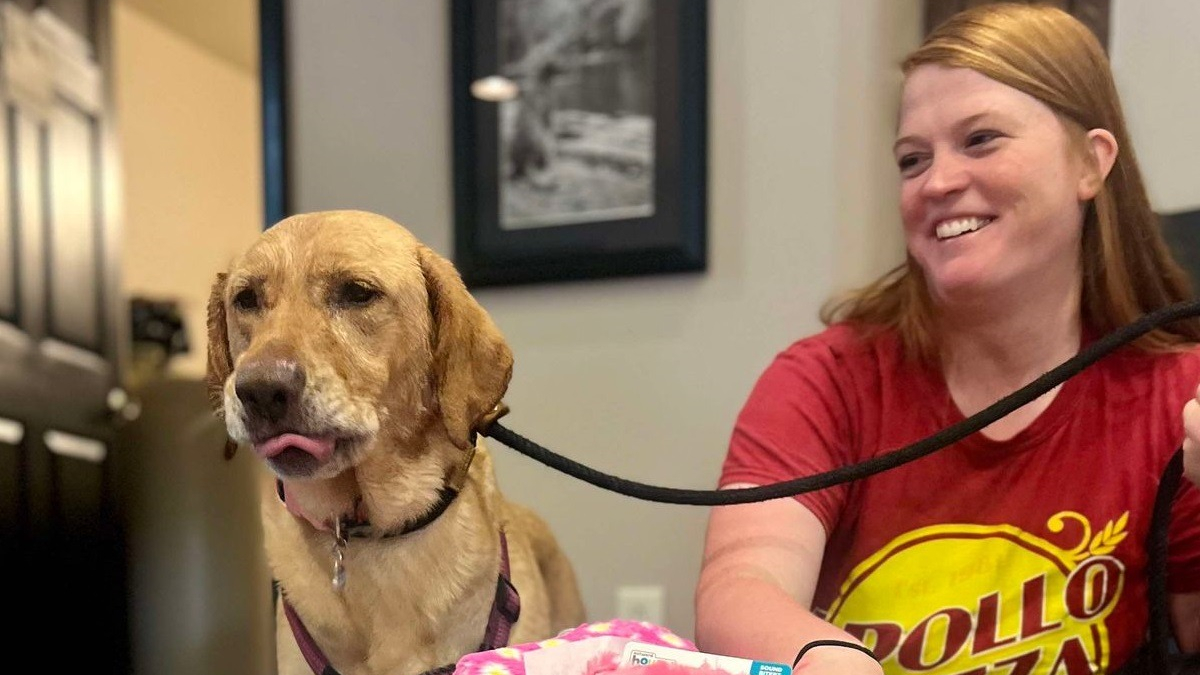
[332, 517, 348, 591]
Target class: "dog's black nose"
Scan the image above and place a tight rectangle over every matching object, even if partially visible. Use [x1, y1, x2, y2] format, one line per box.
[235, 358, 306, 424]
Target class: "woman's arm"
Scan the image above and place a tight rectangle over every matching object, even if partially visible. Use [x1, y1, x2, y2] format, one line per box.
[694, 484, 882, 674]
[1184, 391, 1200, 488]
[1170, 591, 1200, 653]
[1171, 386, 1200, 652]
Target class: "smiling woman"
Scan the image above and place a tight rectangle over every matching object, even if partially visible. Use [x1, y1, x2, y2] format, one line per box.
[893, 64, 1116, 315]
[695, 4, 1200, 674]
[819, 5, 1200, 361]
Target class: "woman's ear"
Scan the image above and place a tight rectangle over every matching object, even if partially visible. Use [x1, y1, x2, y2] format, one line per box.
[1079, 128, 1118, 201]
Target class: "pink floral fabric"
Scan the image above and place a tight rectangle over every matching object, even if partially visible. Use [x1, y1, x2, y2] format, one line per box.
[455, 620, 696, 675]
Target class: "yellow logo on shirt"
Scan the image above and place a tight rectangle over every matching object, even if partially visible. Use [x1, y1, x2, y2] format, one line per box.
[825, 512, 1129, 674]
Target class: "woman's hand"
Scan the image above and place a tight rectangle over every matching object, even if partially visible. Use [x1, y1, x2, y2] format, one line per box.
[1182, 384, 1200, 487]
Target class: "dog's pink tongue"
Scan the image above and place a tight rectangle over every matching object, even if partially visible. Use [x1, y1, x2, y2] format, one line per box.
[255, 433, 335, 462]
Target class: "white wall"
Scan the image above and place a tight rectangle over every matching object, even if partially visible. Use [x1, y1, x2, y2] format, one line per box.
[287, 0, 918, 638]
[1110, 0, 1200, 214]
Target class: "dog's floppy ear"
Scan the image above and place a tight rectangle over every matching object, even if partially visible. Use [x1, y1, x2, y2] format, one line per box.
[206, 272, 232, 416]
[206, 273, 239, 460]
[419, 245, 513, 450]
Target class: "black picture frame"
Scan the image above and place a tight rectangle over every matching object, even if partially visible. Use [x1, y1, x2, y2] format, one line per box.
[923, 0, 1110, 48]
[450, 0, 707, 288]
[261, 0, 289, 230]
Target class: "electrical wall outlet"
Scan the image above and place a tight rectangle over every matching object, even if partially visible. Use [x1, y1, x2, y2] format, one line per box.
[616, 584, 666, 625]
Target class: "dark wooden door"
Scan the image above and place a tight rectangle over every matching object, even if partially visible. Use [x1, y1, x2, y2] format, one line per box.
[0, 0, 127, 671]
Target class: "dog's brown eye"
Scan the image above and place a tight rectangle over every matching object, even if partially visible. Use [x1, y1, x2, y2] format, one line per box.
[233, 287, 260, 311]
[335, 280, 381, 307]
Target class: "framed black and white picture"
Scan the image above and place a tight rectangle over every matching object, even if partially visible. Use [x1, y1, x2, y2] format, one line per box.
[451, 0, 707, 287]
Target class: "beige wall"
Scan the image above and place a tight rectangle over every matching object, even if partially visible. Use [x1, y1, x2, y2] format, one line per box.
[115, 0, 262, 379]
[1111, 0, 1200, 214]
[287, 0, 920, 637]
[113, 2, 271, 673]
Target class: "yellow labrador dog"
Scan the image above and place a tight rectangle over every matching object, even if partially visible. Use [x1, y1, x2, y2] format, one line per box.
[206, 210, 586, 675]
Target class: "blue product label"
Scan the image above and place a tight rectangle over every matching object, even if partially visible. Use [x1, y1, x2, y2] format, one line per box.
[750, 661, 791, 675]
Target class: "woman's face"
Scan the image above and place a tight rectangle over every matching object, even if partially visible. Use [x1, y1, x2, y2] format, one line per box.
[895, 65, 1092, 309]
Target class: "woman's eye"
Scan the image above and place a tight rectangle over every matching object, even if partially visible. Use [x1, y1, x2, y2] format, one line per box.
[232, 287, 260, 311]
[335, 281, 381, 306]
[897, 153, 926, 175]
[966, 130, 1001, 147]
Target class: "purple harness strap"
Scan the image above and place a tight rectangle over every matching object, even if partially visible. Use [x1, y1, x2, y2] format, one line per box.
[283, 530, 520, 675]
[484, 530, 521, 649]
[283, 599, 337, 675]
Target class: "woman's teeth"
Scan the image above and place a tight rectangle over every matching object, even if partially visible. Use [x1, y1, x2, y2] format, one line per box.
[936, 217, 993, 240]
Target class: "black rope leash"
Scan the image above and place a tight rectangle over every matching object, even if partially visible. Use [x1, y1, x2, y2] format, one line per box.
[483, 298, 1200, 505]
[1149, 450, 1183, 675]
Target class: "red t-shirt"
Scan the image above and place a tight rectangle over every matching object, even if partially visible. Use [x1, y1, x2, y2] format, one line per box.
[720, 324, 1200, 674]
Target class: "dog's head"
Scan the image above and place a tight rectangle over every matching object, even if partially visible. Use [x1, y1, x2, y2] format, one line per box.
[206, 210, 512, 480]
